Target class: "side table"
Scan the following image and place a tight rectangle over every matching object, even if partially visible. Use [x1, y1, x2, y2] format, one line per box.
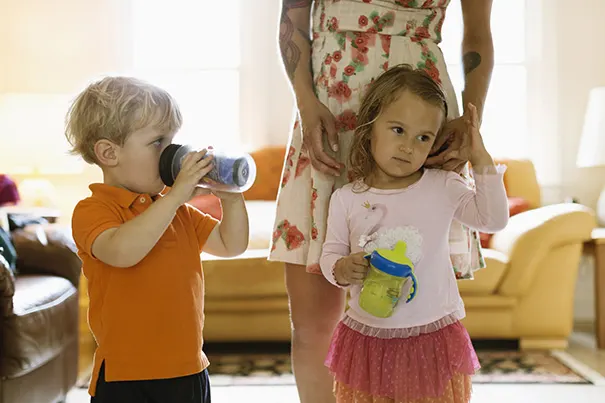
[585, 228, 605, 349]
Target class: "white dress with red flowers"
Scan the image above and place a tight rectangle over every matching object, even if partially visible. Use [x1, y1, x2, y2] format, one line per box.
[269, 0, 485, 279]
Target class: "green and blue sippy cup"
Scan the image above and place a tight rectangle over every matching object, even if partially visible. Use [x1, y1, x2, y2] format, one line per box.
[359, 241, 418, 318]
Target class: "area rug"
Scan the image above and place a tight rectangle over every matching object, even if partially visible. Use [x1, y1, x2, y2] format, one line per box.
[206, 350, 605, 387]
[77, 350, 605, 388]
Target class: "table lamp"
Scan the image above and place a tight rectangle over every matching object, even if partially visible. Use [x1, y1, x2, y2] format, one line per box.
[576, 87, 605, 225]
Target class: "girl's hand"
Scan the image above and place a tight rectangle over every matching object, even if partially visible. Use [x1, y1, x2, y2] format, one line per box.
[334, 252, 370, 286]
[298, 97, 344, 177]
[169, 150, 214, 206]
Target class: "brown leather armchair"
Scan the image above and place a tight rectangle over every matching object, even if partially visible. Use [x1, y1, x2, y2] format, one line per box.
[0, 224, 81, 403]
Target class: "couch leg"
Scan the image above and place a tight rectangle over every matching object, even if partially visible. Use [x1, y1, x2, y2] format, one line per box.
[519, 338, 568, 350]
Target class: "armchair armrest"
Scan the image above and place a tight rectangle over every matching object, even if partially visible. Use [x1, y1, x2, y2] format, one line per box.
[490, 203, 595, 296]
[0, 254, 15, 317]
[11, 224, 82, 287]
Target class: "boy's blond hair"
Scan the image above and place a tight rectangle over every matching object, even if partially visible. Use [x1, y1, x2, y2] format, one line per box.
[65, 76, 182, 164]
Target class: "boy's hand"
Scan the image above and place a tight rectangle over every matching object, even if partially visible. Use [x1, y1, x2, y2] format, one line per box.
[169, 149, 215, 206]
[334, 252, 370, 286]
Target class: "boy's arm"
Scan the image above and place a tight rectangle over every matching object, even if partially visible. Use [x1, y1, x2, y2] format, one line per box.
[320, 190, 351, 288]
[89, 194, 182, 268]
[203, 194, 249, 257]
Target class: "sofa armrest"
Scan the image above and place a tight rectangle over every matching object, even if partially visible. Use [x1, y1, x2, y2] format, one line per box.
[11, 224, 82, 288]
[490, 203, 595, 296]
[0, 254, 14, 317]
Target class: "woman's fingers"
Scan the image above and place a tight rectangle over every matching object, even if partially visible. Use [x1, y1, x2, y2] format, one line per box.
[307, 125, 341, 176]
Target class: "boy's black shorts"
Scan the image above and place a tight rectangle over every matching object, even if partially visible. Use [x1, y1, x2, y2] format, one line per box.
[91, 361, 211, 403]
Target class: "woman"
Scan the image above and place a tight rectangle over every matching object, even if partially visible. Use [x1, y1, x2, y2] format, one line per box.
[270, 1, 494, 402]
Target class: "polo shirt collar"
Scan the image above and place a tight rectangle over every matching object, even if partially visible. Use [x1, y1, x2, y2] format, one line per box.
[89, 183, 156, 208]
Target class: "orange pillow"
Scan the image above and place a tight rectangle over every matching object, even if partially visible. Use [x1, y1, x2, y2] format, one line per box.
[243, 146, 287, 201]
[188, 194, 222, 220]
[479, 197, 530, 248]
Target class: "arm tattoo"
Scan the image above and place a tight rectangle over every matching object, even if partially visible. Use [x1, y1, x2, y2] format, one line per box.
[463, 51, 482, 75]
[279, 1, 311, 81]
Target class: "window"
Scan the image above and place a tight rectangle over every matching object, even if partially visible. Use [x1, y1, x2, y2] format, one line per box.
[131, 0, 241, 150]
[441, 0, 527, 159]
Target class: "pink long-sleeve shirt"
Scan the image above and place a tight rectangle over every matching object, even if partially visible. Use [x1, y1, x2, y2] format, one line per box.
[320, 167, 509, 329]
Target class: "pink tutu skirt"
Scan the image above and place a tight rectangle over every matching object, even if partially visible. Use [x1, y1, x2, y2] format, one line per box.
[325, 315, 480, 402]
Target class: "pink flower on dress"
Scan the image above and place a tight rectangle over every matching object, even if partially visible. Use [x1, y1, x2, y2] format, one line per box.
[380, 35, 392, 54]
[333, 51, 343, 62]
[284, 226, 305, 250]
[325, 54, 333, 65]
[336, 109, 357, 132]
[359, 15, 369, 27]
[344, 65, 356, 76]
[295, 154, 311, 177]
[415, 26, 430, 40]
[328, 81, 353, 102]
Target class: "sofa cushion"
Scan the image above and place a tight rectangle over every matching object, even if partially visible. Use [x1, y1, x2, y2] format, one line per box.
[204, 251, 286, 299]
[1, 274, 77, 378]
[479, 197, 531, 248]
[247, 201, 276, 250]
[458, 248, 509, 295]
[11, 225, 81, 287]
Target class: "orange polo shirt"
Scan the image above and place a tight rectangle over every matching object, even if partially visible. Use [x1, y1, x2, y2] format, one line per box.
[72, 183, 218, 396]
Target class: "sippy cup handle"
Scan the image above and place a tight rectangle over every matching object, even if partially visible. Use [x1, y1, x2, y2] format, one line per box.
[405, 272, 418, 303]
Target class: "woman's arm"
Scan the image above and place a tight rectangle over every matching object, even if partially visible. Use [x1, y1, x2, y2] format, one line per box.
[278, 0, 342, 175]
[279, 0, 316, 105]
[460, 0, 494, 120]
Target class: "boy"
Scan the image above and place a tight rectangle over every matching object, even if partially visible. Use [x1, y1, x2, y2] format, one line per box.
[66, 76, 249, 403]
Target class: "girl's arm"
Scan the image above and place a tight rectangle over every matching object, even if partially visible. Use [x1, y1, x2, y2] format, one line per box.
[447, 167, 509, 234]
[320, 190, 351, 288]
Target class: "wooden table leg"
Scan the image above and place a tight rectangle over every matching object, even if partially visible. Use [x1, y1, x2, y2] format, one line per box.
[596, 243, 605, 349]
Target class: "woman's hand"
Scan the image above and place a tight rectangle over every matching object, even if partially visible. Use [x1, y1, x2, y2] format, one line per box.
[466, 103, 494, 169]
[299, 97, 343, 176]
[334, 252, 370, 286]
[425, 116, 471, 172]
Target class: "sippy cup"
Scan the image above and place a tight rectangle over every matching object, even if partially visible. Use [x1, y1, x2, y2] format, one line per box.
[159, 144, 257, 193]
[358, 241, 418, 318]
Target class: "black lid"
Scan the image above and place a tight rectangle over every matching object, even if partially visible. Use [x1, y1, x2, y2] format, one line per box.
[159, 144, 182, 187]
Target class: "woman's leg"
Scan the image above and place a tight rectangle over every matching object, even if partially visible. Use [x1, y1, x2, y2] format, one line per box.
[285, 262, 346, 403]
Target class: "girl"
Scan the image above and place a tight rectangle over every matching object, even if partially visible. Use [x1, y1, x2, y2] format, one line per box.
[320, 65, 509, 403]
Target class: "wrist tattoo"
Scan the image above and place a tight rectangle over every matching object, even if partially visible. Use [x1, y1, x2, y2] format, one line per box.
[463, 51, 481, 75]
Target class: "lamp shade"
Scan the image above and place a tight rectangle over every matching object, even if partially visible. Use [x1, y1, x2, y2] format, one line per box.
[577, 87, 605, 168]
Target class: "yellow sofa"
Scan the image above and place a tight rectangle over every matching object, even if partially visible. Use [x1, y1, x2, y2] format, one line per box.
[203, 151, 596, 350]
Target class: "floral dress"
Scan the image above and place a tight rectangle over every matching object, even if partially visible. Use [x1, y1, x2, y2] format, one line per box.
[269, 0, 485, 280]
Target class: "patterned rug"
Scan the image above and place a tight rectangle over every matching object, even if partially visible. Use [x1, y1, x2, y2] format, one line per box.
[206, 350, 603, 387]
[77, 349, 604, 388]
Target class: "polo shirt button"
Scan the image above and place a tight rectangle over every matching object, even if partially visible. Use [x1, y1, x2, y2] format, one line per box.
[139, 197, 146, 203]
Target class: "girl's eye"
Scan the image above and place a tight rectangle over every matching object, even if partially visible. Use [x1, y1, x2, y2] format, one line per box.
[392, 127, 404, 135]
[152, 138, 163, 147]
[417, 135, 430, 142]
